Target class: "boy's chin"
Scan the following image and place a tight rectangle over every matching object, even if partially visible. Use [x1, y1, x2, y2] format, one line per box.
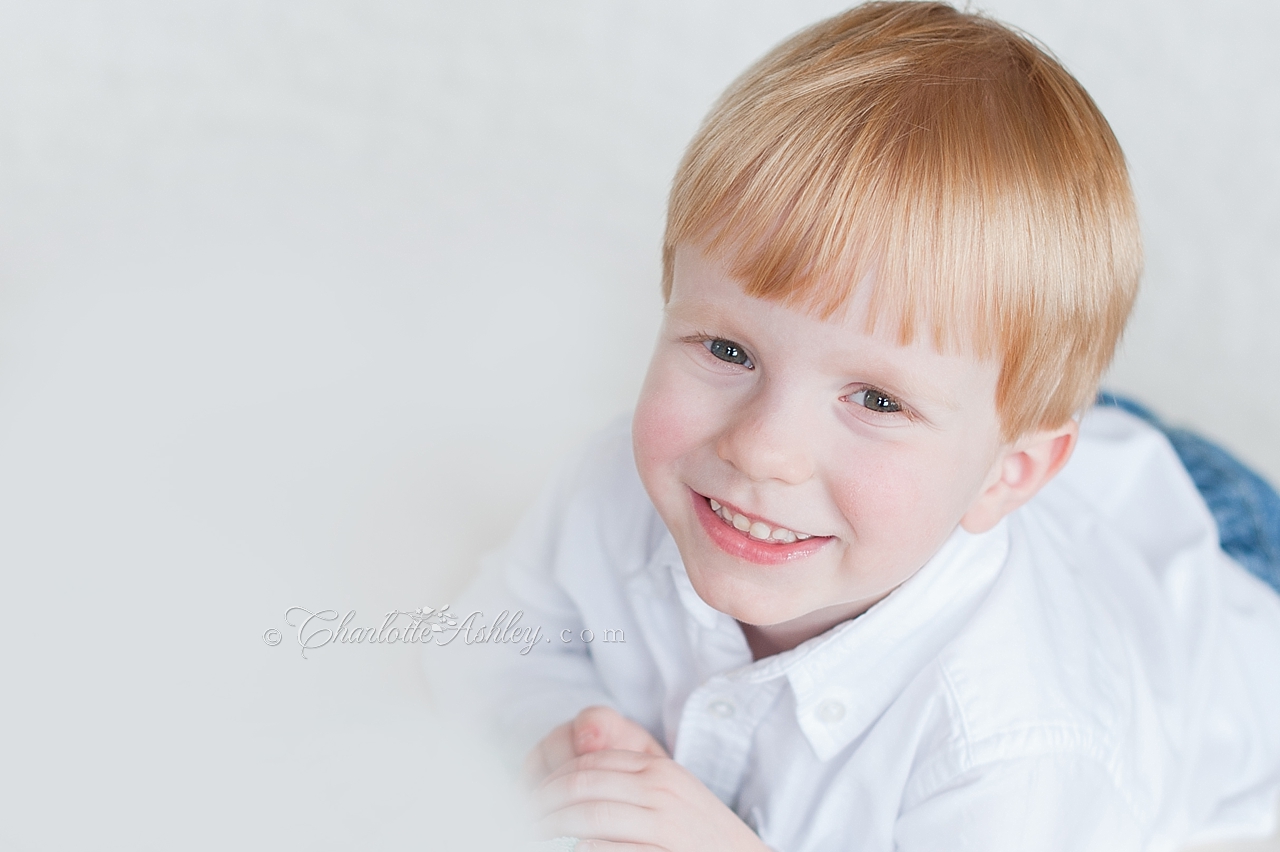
[684, 560, 888, 641]
[682, 565, 810, 627]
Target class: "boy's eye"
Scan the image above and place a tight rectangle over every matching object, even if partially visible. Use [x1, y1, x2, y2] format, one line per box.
[848, 387, 902, 413]
[705, 338, 753, 368]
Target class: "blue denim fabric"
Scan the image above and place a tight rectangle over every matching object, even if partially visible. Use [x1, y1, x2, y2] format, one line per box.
[1096, 392, 1280, 595]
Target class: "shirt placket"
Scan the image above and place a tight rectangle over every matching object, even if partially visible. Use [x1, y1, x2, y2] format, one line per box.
[673, 672, 785, 809]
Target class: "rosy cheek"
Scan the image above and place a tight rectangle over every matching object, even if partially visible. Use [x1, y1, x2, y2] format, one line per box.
[632, 366, 699, 477]
[829, 448, 936, 535]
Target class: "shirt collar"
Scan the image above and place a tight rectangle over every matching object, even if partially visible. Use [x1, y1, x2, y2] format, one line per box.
[655, 521, 1010, 761]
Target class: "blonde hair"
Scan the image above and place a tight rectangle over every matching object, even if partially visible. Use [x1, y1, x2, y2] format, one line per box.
[662, 1, 1142, 440]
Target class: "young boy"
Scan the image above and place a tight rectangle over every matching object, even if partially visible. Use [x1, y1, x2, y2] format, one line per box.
[426, 3, 1280, 849]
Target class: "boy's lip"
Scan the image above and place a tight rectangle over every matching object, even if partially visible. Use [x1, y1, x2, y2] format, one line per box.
[690, 489, 830, 565]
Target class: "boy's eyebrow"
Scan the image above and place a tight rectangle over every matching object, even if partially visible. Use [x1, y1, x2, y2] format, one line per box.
[665, 298, 741, 326]
[834, 354, 966, 415]
[666, 300, 970, 415]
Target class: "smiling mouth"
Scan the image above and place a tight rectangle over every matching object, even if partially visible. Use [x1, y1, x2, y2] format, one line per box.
[704, 496, 816, 544]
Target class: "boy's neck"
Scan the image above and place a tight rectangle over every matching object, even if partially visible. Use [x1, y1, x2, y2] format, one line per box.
[737, 593, 888, 660]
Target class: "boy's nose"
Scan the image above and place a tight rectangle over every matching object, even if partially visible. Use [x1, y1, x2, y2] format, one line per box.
[715, 394, 814, 485]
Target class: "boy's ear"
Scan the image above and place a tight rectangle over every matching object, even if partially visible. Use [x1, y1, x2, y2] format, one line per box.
[960, 419, 1079, 534]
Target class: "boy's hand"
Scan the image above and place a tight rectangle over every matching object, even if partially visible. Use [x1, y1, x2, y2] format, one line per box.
[532, 748, 771, 852]
[524, 706, 668, 786]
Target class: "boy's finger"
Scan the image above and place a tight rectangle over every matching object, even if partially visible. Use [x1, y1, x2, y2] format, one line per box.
[535, 799, 655, 848]
[538, 748, 660, 787]
[531, 765, 661, 816]
[572, 706, 668, 757]
[571, 839, 665, 852]
[524, 722, 579, 785]
[532, 768, 641, 816]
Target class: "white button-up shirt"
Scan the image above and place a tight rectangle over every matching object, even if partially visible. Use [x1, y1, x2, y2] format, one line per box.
[424, 407, 1280, 851]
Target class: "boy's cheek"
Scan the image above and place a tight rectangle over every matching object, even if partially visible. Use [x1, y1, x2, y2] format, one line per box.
[828, 451, 967, 542]
[632, 371, 714, 472]
[632, 391, 688, 511]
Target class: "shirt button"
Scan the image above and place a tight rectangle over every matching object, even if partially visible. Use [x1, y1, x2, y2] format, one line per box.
[816, 699, 845, 724]
[708, 700, 736, 718]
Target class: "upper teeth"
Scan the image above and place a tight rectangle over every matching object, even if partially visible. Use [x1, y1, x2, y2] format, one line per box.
[708, 498, 813, 543]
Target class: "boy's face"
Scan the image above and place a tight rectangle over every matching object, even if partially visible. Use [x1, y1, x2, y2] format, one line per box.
[632, 244, 1010, 640]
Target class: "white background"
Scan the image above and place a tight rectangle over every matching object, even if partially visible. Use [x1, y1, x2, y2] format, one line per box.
[0, 1, 1276, 848]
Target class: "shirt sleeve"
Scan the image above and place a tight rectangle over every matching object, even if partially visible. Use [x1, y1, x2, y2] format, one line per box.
[894, 754, 1147, 852]
[421, 431, 623, 767]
